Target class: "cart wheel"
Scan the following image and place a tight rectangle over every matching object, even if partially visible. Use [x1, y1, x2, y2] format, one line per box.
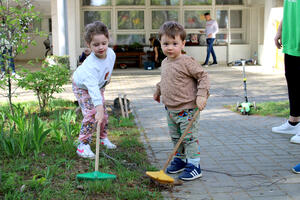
[235, 102, 240, 111]
[253, 101, 257, 110]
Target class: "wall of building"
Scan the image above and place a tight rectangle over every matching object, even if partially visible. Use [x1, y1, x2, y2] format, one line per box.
[15, 0, 51, 61]
[184, 44, 251, 64]
[261, 0, 283, 68]
[15, 17, 50, 61]
[16, 0, 285, 71]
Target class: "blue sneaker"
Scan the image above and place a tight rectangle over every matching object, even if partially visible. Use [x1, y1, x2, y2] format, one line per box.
[292, 163, 300, 174]
[178, 163, 202, 181]
[166, 158, 186, 174]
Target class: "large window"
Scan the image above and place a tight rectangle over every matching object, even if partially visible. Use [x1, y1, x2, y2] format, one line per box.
[216, 9, 245, 44]
[117, 34, 145, 45]
[184, 0, 212, 5]
[116, 0, 145, 5]
[84, 11, 111, 29]
[81, 0, 247, 46]
[230, 10, 242, 28]
[117, 11, 144, 29]
[216, 10, 228, 28]
[216, 0, 243, 5]
[184, 10, 209, 29]
[152, 10, 178, 29]
[151, 0, 179, 5]
[82, 0, 111, 6]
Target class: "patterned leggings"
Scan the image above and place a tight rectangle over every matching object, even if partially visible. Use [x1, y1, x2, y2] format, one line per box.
[72, 82, 108, 143]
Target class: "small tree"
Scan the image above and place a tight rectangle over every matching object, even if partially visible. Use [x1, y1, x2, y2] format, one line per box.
[0, 0, 42, 114]
[18, 59, 70, 113]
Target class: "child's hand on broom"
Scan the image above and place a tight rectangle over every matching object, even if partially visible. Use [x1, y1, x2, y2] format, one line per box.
[153, 92, 160, 103]
[95, 105, 104, 125]
[196, 96, 207, 111]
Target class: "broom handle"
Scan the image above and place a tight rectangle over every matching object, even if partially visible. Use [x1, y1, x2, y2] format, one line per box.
[95, 122, 100, 172]
[162, 109, 200, 171]
[124, 94, 129, 118]
[118, 94, 125, 118]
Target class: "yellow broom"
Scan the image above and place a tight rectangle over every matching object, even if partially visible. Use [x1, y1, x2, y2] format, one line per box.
[146, 109, 200, 184]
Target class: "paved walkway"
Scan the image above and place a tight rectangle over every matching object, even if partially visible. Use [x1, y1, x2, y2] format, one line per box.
[105, 66, 299, 200]
[2, 64, 300, 199]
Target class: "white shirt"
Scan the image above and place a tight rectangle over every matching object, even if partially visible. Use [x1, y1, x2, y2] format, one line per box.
[205, 19, 219, 38]
[73, 48, 116, 106]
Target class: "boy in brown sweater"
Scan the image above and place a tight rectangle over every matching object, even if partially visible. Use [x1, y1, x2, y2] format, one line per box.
[153, 21, 209, 181]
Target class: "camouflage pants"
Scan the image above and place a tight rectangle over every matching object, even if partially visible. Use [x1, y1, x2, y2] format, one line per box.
[167, 108, 201, 159]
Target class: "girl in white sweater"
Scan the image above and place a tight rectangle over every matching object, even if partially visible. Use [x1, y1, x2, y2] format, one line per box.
[72, 21, 116, 159]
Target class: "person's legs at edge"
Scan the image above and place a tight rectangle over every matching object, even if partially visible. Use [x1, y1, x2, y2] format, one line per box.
[99, 88, 116, 149]
[285, 54, 300, 144]
[272, 54, 300, 136]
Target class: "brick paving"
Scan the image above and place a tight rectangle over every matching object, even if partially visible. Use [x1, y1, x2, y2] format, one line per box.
[1, 64, 300, 200]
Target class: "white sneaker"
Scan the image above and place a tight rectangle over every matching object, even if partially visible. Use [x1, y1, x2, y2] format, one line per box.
[101, 138, 116, 149]
[290, 134, 300, 144]
[272, 121, 300, 135]
[76, 143, 95, 159]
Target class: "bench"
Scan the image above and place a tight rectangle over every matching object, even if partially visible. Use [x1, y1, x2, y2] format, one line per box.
[115, 51, 146, 68]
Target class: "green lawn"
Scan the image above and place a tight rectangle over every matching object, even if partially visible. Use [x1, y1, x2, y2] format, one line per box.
[0, 100, 162, 200]
[226, 101, 289, 118]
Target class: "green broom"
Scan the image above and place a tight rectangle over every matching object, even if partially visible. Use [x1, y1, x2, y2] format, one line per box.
[76, 123, 117, 181]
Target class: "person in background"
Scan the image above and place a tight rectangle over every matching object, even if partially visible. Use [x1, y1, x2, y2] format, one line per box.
[79, 48, 91, 63]
[272, 0, 300, 173]
[200, 12, 219, 67]
[149, 37, 166, 68]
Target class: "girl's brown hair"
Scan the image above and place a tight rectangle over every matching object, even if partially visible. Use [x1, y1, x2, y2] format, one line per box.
[84, 21, 109, 44]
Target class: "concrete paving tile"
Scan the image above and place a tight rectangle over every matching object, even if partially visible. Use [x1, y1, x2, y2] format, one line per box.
[210, 192, 234, 200]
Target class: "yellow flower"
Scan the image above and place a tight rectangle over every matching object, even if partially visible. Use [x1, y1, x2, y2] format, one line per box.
[133, 18, 140, 25]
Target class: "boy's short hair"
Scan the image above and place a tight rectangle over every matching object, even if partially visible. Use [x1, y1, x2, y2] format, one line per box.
[158, 21, 186, 41]
[84, 21, 109, 44]
[204, 12, 210, 16]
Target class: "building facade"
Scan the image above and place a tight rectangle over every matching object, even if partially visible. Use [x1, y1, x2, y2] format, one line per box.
[17, 0, 283, 70]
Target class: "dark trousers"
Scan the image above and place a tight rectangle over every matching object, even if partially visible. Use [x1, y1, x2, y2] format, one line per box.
[285, 54, 300, 117]
[0, 47, 15, 73]
[204, 38, 217, 64]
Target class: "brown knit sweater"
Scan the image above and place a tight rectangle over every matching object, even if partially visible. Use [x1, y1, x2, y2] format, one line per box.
[156, 55, 210, 110]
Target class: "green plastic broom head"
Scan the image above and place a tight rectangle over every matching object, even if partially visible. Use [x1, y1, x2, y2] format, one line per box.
[76, 171, 116, 181]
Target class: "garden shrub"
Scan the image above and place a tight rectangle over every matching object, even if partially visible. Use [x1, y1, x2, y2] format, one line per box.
[18, 59, 70, 112]
[45, 55, 70, 69]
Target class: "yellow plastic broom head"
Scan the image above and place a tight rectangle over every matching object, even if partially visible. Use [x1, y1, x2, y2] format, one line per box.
[146, 170, 174, 184]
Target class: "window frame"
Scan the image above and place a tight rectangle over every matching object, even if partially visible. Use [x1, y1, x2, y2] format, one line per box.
[80, 0, 248, 47]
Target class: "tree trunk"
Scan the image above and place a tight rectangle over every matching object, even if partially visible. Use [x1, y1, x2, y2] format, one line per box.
[37, 90, 43, 112]
[7, 69, 14, 116]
